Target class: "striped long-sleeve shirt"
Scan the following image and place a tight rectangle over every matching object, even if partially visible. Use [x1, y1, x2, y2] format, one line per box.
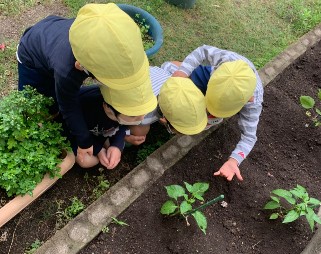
[176, 45, 264, 164]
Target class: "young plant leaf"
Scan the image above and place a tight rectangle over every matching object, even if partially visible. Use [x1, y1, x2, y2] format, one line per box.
[180, 200, 192, 214]
[317, 89, 321, 100]
[308, 198, 321, 205]
[282, 210, 300, 223]
[300, 96, 315, 109]
[192, 211, 207, 235]
[192, 182, 209, 194]
[160, 200, 178, 215]
[269, 213, 279, 220]
[165, 185, 185, 200]
[184, 182, 193, 193]
[264, 201, 281, 210]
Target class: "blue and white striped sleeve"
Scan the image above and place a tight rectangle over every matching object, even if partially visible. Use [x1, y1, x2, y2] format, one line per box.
[178, 45, 264, 165]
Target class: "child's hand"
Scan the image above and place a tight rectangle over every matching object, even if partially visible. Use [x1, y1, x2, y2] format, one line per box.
[124, 134, 146, 145]
[172, 70, 188, 78]
[105, 146, 121, 169]
[213, 158, 243, 181]
[77, 145, 93, 163]
[97, 147, 109, 168]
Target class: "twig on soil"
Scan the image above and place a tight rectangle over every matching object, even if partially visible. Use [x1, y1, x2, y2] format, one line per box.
[251, 240, 262, 249]
[7, 215, 22, 254]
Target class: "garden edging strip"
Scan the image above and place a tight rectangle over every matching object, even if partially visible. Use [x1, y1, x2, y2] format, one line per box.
[35, 23, 321, 254]
[0, 152, 75, 228]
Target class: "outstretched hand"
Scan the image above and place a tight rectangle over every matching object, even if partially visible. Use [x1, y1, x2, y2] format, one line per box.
[213, 158, 243, 181]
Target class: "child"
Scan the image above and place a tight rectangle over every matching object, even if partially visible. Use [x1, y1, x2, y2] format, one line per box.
[60, 85, 146, 169]
[171, 45, 264, 182]
[16, 3, 156, 163]
[126, 46, 263, 182]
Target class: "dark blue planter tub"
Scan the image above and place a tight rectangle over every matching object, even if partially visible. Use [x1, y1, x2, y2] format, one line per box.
[118, 4, 163, 58]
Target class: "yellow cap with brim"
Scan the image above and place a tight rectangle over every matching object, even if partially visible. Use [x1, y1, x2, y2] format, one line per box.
[158, 77, 207, 135]
[99, 82, 157, 116]
[69, 3, 149, 90]
[206, 60, 257, 118]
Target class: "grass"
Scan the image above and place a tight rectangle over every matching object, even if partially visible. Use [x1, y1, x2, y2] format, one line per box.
[1, 0, 321, 94]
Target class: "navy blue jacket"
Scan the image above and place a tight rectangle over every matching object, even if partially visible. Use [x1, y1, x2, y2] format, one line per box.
[18, 15, 92, 149]
[63, 86, 126, 155]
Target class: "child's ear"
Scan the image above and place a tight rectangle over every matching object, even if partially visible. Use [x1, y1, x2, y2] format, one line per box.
[75, 61, 84, 71]
[248, 96, 254, 102]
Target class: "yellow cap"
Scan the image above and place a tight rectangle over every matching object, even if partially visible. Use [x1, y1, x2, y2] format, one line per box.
[206, 60, 256, 118]
[99, 81, 157, 116]
[158, 77, 207, 135]
[69, 3, 150, 91]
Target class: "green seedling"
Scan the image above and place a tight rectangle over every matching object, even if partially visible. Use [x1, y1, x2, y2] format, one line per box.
[24, 239, 43, 254]
[64, 197, 85, 220]
[160, 182, 224, 234]
[134, 13, 154, 51]
[264, 184, 321, 231]
[300, 89, 321, 127]
[111, 217, 129, 226]
[101, 225, 109, 233]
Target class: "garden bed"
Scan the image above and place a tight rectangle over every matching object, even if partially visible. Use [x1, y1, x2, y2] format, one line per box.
[79, 41, 321, 254]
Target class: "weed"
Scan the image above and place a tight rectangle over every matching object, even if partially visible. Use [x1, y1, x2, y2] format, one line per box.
[300, 89, 321, 127]
[64, 197, 85, 220]
[264, 184, 321, 231]
[92, 175, 110, 199]
[101, 225, 110, 233]
[111, 217, 129, 226]
[24, 239, 43, 254]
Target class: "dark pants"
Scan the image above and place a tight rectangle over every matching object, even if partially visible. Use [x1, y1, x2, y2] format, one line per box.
[18, 62, 59, 114]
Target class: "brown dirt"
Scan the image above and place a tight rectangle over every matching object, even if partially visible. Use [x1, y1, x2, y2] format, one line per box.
[79, 42, 321, 254]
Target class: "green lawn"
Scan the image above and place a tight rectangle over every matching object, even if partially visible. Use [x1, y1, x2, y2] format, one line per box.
[1, 0, 321, 94]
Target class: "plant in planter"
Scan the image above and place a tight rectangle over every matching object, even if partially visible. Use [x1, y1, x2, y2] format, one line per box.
[160, 181, 224, 234]
[264, 184, 321, 231]
[0, 86, 69, 197]
[117, 4, 163, 58]
[300, 89, 321, 126]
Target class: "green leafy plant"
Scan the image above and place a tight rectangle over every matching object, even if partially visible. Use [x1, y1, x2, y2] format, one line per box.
[92, 175, 110, 199]
[101, 225, 110, 233]
[264, 184, 321, 231]
[160, 182, 224, 234]
[300, 89, 321, 126]
[24, 239, 43, 254]
[64, 197, 85, 220]
[0, 86, 69, 197]
[134, 13, 154, 51]
[111, 216, 129, 226]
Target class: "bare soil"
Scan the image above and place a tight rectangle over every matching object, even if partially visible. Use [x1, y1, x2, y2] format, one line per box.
[79, 41, 321, 254]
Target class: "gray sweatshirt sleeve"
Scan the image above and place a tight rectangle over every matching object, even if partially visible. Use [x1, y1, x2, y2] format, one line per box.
[178, 45, 264, 165]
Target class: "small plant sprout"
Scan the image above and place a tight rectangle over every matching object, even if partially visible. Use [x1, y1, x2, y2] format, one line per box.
[300, 89, 321, 126]
[264, 185, 321, 231]
[160, 182, 224, 234]
[111, 217, 129, 226]
[24, 239, 43, 254]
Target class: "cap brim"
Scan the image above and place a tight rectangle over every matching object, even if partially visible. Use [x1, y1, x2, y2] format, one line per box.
[172, 115, 207, 135]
